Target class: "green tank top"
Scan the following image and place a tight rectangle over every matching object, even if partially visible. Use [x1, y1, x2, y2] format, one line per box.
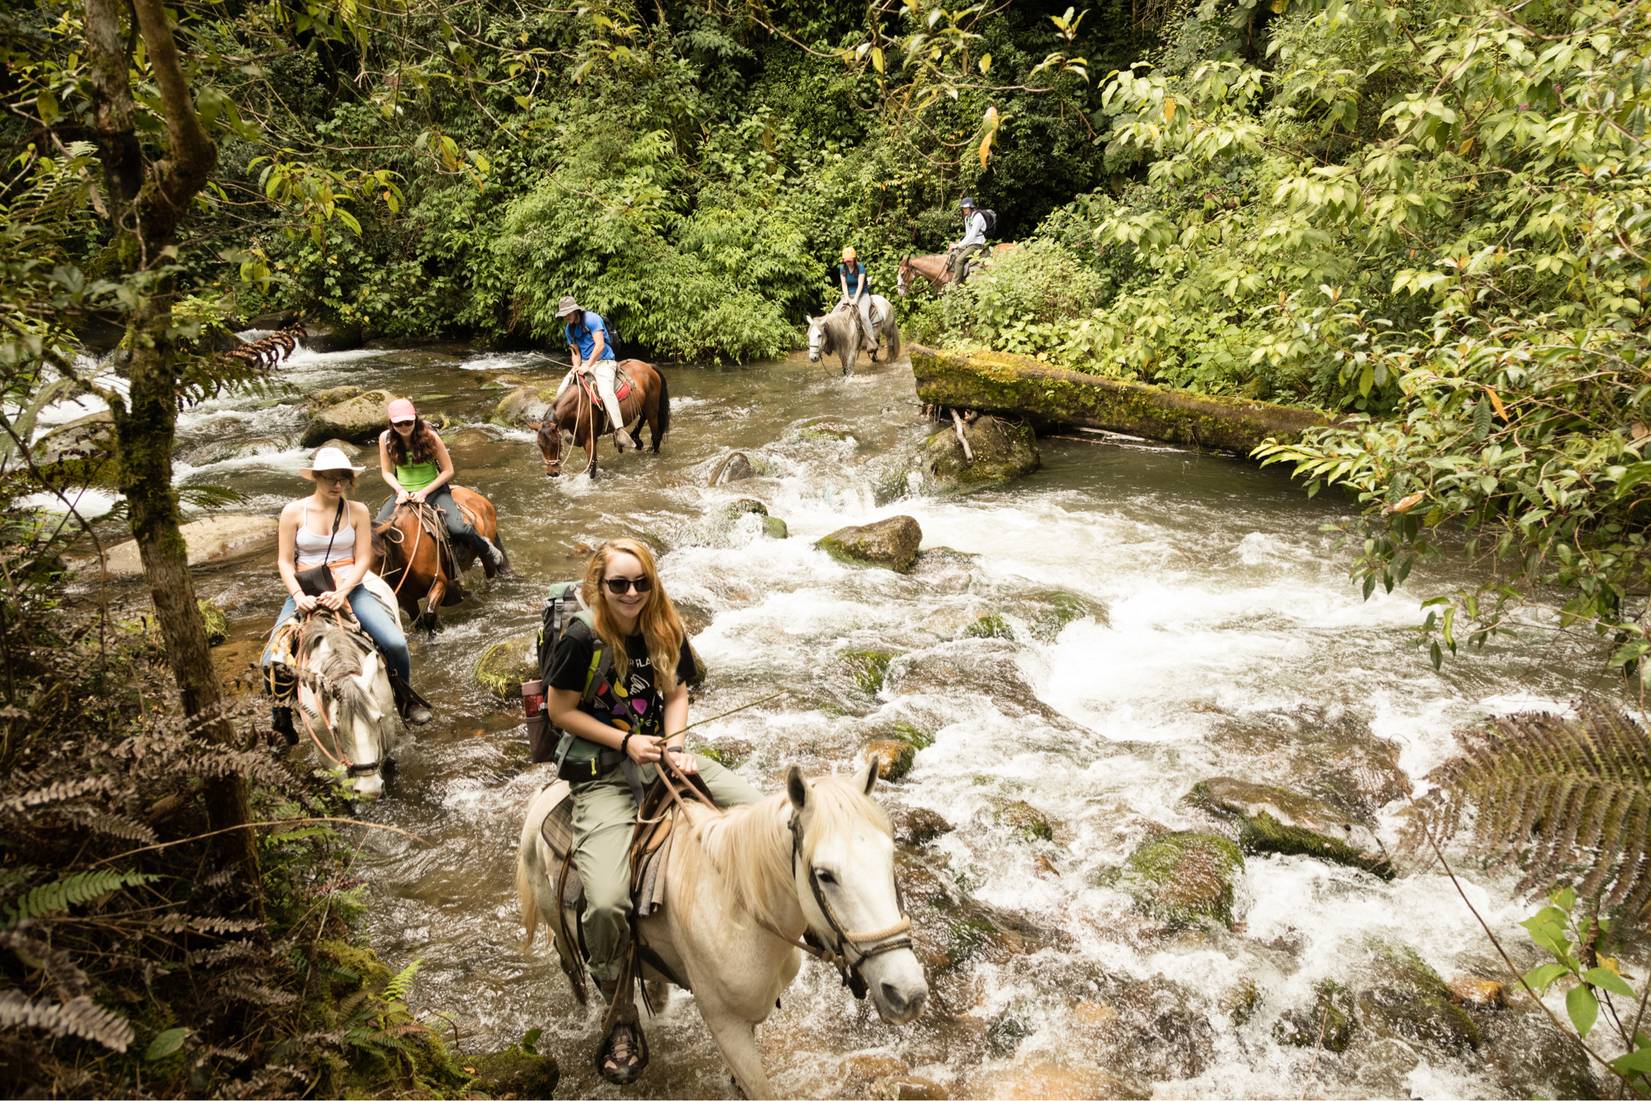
[395, 458, 439, 492]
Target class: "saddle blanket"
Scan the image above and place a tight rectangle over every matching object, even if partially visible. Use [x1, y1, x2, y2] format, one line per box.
[537, 780, 673, 916]
[579, 369, 633, 405]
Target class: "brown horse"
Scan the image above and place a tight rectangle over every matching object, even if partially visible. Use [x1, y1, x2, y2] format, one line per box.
[532, 359, 670, 478]
[371, 486, 505, 630]
[896, 244, 1017, 295]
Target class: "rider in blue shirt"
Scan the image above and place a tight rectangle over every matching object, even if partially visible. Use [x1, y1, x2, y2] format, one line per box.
[552, 295, 635, 452]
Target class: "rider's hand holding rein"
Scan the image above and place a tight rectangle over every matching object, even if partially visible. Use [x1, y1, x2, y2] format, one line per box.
[276, 465, 371, 614]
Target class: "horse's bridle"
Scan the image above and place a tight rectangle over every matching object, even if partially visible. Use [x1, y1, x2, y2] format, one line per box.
[786, 810, 913, 1000]
[294, 608, 383, 779]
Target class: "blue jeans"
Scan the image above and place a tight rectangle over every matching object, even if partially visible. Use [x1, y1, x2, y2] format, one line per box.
[262, 584, 411, 685]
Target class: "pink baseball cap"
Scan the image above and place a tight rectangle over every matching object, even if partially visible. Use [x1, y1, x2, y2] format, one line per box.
[386, 398, 417, 422]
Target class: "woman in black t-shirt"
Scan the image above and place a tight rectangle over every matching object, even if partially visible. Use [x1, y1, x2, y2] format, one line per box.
[544, 538, 761, 1085]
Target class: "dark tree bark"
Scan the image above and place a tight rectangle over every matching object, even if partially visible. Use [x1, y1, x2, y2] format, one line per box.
[83, 0, 262, 908]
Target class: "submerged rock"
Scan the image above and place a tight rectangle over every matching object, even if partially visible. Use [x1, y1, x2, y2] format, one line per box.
[96, 514, 279, 579]
[183, 434, 291, 467]
[919, 414, 1040, 493]
[895, 806, 952, 845]
[841, 649, 894, 695]
[708, 451, 755, 484]
[302, 388, 394, 445]
[474, 633, 536, 702]
[964, 613, 1012, 640]
[968, 1061, 1148, 1100]
[1023, 587, 1109, 639]
[991, 798, 1056, 843]
[1187, 776, 1392, 878]
[1122, 831, 1244, 927]
[1276, 979, 1358, 1053]
[1446, 976, 1506, 1009]
[1477, 994, 1599, 1099]
[1357, 941, 1480, 1053]
[818, 516, 922, 572]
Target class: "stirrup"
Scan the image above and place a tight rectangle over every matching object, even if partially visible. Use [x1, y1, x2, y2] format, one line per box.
[595, 1019, 649, 1086]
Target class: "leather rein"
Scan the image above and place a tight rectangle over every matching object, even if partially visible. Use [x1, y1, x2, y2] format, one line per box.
[653, 753, 913, 1001]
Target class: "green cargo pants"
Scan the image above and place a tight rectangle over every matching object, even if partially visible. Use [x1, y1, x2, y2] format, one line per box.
[570, 754, 762, 984]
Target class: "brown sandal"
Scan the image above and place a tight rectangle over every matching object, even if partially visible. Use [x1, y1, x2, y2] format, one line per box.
[595, 1019, 649, 1085]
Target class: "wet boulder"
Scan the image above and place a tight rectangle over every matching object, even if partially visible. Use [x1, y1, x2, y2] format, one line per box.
[32, 410, 118, 486]
[491, 383, 559, 427]
[1276, 979, 1358, 1053]
[1023, 587, 1109, 640]
[302, 321, 364, 353]
[474, 633, 537, 702]
[863, 738, 916, 781]
[1356, 941, 1480, 1053]
[301, 388, 394, 446]
[964, 613, 1013, 640]
[1187, 776, 1392, 878]
[707, 451, 755, 485]
[706, 498, 788, 542]
[818, 515, 922, 572]
[841, 649, 894, 695]
[919, 414, 1040, 494]
[96, 513, 278, 580]
[182, 434, 291, 467]
[895, 806, 952, 845]
[1477, 993, 1599, 1099]
[1122, 830, 1244, 928]
[306, 384, 363, 409]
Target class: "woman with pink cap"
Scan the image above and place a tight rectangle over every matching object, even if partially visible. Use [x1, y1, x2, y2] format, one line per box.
[376, 398, 505, 568]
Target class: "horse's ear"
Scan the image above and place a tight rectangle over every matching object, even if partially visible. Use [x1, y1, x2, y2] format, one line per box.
[786, 765, 809, 811]
[859, 758, 878, 796]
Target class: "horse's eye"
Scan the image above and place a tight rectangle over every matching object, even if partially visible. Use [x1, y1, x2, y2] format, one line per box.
[815, 868, 836, 886]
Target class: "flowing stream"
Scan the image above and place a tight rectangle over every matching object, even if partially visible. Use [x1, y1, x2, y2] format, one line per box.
[70, 339, 1636, 1097]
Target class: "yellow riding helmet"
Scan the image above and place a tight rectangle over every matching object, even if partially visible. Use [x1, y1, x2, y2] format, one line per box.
[842, 246, 857, 262]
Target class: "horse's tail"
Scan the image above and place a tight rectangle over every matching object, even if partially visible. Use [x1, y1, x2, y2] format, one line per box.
[655, 365, 670, 443]
[516, 789, 556, 952]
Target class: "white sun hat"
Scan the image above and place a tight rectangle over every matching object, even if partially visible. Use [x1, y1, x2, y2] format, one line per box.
[299, 445, 366, 479]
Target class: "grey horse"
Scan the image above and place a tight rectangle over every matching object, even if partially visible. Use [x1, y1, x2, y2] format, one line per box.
[806, 296, 902, 377]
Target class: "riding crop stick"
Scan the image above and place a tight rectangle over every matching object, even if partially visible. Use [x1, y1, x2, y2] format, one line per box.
[675, 690, 789, 738]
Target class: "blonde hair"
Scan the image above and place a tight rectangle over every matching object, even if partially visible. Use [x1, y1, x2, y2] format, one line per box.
[582, 539, 688, 694]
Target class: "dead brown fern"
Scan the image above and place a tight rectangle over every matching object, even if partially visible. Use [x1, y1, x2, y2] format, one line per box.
[1403, 705, 1651, 924]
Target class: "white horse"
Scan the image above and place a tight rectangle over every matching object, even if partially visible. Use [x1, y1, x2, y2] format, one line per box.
[517, 762, 928, 1098]
[806, 296, 902, 377]
[293, 611, 402, 797]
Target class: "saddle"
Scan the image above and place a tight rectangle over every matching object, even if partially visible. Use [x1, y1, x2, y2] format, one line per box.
[538, 774, 709, 1005]
[407, 499, 468, 598]
[576, 366, 635, 415]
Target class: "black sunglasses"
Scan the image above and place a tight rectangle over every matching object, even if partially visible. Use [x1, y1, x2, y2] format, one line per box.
[603, 575, 652, 595]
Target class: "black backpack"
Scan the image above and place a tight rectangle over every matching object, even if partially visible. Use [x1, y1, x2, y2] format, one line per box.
[979, 209, 998, 237]
[522, 582, 607, 764]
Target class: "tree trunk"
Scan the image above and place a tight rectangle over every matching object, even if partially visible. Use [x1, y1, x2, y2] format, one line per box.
[84, 0, 262, 908]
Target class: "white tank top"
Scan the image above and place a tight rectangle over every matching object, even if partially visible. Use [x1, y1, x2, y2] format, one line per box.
[294, 500, 356, 568]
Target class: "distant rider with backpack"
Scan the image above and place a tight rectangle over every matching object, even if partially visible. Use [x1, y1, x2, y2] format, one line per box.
[552, 295, 636, 452]
[542, 538, 761, 1084]
[945, 196, 992, 284]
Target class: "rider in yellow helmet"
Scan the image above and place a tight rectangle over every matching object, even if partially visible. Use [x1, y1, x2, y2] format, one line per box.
[832, 245, 880, 355]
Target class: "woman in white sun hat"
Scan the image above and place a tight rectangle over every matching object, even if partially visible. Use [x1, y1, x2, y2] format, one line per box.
[263, 446, 431, 737]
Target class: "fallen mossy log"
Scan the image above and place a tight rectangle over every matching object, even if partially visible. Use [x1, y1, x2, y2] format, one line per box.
[910, 345, 1331, 454]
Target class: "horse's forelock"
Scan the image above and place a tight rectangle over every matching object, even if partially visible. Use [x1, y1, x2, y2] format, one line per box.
[300, 619, 384, 734]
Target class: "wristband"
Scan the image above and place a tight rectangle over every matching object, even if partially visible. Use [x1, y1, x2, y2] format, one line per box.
[619, 732, 634, 757]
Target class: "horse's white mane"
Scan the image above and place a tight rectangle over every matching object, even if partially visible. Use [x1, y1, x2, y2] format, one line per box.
[687, 775, 892, 925]
[299, 617, 381, 729]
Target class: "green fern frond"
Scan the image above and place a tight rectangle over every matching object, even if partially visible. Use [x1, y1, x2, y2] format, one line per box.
[0, 991, 133, 1052]
[4, 869, 157, 927]
[383, 958, 421, 1004]
[1404, 706, 1651, 924]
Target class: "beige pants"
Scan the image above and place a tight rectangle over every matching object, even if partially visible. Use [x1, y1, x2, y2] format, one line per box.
[555, 360, 625, 430]
[571, 754, 761, 983]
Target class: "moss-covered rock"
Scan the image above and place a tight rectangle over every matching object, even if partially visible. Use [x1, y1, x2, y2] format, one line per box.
[910, 344, 1331, 454]
[474, 633, 536, 702]
[818, 515, 922, 572]
[992, 799, 1056, 843]
[1187, 776, 1392, 878]
[307, 384, 363, 409]
[1122, 831, 1244, 927]
[490, 383, 559, 427]
[123, 599, 229, 649]
[1025, 588, 1109, 640]
[864, 738, 917, 781]
[465, 1044, 560, 1099]
[761, 515, 789, 539]
[919, 414, 1040, 493]
[302, 389, 395, 446]
[842, 649, 894, 694]
[965, 613, 1013, 639]
[890, 720, 936, 749]
[693, 739, 752, 769]
[1276, 979, 1358, 1053]
[1357, 941, 1480, 1053]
